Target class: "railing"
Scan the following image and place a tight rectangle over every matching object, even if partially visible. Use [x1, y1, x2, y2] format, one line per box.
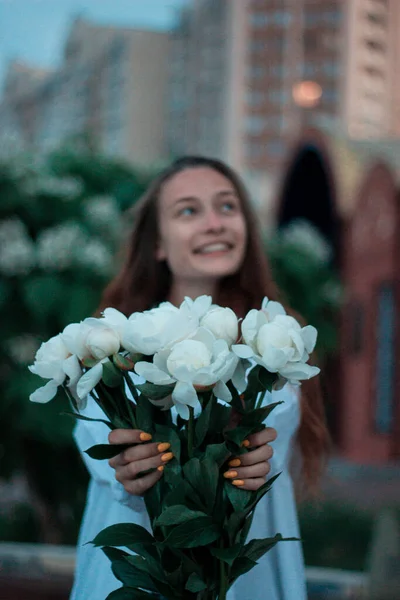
[0, 542, 369, 600]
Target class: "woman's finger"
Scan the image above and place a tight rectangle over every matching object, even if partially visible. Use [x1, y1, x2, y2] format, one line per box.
[114, 451, 174, 483]
[108, 428, 152, 445]
[122, 467, 164, 496]
[227, 443, 273, 468]
[223, 460, 270, 482]
[247, 426, 277, 447]
[108, 441, 171, 468]
[231, 477, 266, 492]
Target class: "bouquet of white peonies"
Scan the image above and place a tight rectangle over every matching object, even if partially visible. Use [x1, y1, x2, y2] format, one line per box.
[29, 296, 320, 600]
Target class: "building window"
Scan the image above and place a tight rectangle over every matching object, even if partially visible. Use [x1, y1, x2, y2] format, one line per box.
[365, 39, 386, 53]
[375, 283, 396, 434]
[366, 11, 387, 26]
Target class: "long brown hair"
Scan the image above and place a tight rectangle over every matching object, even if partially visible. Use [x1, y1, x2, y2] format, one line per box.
[99, 156, 330, 492]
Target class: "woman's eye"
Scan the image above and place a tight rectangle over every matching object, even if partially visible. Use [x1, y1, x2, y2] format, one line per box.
[178, 206, 196, 217]
[221, 201, 237, 213]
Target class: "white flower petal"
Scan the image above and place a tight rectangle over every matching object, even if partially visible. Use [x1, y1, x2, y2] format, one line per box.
[172, 381, 200, 410]
[76, 362, 103, 399]
[232, 344, 254, 359]
[301, 325, 318, 354]
[63, 354, 82, 387]
[231, 359, 248, 392]
[265, 300, 286, 319]
[279, 362, 320, 381]
[214, 380, 232, 402]
[134, 361, 175, 385]
[30, 380, 59, 403]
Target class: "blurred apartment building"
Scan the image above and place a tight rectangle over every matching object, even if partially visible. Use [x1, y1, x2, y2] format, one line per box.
[0, 17, 168, 165]
[167, 0, 400, 173]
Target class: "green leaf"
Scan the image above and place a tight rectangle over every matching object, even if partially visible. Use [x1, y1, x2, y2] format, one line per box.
[240, 402, 283, 427]
[84, 443, 130, 460]
[163, 459, 182, 488]
[208, 402, 231, 436]
[91, 523, 155, 547]
[185, 572, 207, 593]
[82, 357, 99, 368]
[164, 516, 220, 548]
[224, 481, 252, 513]
[137, 382, 174, 400]
[240, 513, 254, 544]
[102, 546, 130, 562]
[111, 558, 158, 592]
[200, 458, 219, 512]
[204, 442, 230, 467]
[113, 353, 135, 371]
[246, 473, 281, 512]
[136, 396, 154, 435]
[154, 424, 181, 463]
[210, 544, 241, 566]
[224, 426, 255, 448]
[107, 588, 160, 600]
[61, 412, 113, 429]
[125, 554, 166, 585]
[258, 368, 278, 391]
[194, 393, 213, 447]
[144, 478, 163, 523]
[241, 534, 285, 562]
[230, 556, 258, 580]
[103, 361, 124, 388]
[127, 543, 159, 564]
[155, 505, 208, 527]
[182, 458, 205, 510]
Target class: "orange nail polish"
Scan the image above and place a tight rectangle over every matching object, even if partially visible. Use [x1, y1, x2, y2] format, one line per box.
[241, 439, 250, 447]
[228, 458, 241, 467]
[157, 442, 171, 453]
[161, 452, 174, 462]
[157, 465, 164, 472]
[232, 479, 245, 487]
[223, 470, 238, 479]
[140, 432, 152, 441]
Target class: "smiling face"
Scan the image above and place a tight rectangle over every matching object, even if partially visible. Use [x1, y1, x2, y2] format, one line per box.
[156, 167, 247, 291]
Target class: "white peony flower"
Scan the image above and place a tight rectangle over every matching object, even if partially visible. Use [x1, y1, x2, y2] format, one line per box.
[29, 335, 81, 404]
[62, 309, 128, 400]
[122, 302, 198, 356]
[134, 327, 240, 419]
[233, 297, 320, 385]
[200, 305, 238, 346]
[180, 295, 213, 320]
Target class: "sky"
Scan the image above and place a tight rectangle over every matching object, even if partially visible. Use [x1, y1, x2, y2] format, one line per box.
[0, 0, 189, 88]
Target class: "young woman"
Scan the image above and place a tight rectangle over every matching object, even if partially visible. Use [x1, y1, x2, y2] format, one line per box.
[70, 156, 329, 600]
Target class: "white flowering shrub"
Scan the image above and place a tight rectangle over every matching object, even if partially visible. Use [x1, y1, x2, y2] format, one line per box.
[0, 147, 155, 543]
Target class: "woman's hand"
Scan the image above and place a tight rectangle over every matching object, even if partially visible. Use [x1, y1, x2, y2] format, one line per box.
[223, 427, 277, 491]
[108, 429, 173, 496]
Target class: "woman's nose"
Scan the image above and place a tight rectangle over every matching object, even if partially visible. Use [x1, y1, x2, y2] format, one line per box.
[204, 209, 224, 232]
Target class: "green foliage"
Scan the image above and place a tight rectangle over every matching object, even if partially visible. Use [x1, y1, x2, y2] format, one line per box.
[0, 146, 155, 543]
[266, 220, 342, 364]
[299, 501, 374, 571]
[84, 372, 289, 600]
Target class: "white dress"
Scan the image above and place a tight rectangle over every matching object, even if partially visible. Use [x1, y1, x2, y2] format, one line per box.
[70, 383, 306, 600]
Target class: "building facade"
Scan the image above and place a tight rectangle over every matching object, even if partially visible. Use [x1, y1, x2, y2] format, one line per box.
[167, 0, 400, 177]
[0, 18, 169, 166]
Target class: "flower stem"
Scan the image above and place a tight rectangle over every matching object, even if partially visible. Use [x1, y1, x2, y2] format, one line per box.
[255, 388, 267, 410]
[218, 556, 228, 600]
[122, 373, 138, 428]
[187, 406, 195, 459]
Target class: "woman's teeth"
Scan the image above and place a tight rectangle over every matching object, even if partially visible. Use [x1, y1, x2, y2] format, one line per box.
[197, 243, 231, 254]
